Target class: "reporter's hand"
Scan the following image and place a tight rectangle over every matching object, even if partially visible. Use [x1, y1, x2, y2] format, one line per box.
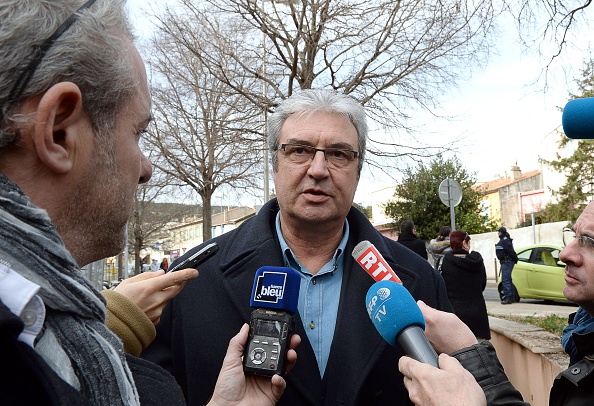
[417, 300, 477, 354]
[114, 269, 198, 324]
[399, 354, 486, 406]
[208, 324, 301, 406]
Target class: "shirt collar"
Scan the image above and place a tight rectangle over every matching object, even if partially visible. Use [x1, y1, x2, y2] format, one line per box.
[275, 211, 349, 275]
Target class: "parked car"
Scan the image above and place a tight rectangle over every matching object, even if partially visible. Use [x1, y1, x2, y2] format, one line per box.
[497, 243, 569, 302]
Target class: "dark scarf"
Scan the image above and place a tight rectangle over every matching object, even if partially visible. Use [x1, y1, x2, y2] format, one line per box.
[0, 172, 139, 405]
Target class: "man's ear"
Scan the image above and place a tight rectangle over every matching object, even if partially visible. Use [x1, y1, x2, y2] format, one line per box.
[33, 82, 87, 174]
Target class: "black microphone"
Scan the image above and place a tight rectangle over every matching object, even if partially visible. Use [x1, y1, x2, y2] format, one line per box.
[242, 266, 300, 377]
[366, 280, 439, 368]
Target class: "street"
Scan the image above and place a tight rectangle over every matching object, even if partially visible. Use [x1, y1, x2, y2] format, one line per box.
[483, 286, 578, 318]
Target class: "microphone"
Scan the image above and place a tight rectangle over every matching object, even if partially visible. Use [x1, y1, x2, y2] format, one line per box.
[352, 240, 402, 283]
[366, 280, 439, 368]
[243, 266, 300, 376]
[562, 97, 594, 139]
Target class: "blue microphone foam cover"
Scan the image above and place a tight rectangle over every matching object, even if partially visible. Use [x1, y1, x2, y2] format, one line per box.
[562, 97, 594, 139]
[250, 266, 300, 314]
[365, 281, 425, 346]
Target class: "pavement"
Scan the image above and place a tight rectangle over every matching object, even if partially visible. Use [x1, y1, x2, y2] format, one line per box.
[486, 300, 577, 318]
[485, 276, 577, 318]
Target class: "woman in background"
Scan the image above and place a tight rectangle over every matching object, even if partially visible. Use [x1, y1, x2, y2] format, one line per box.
[427, 226, 451, 270]
[440, 230, 490, 341]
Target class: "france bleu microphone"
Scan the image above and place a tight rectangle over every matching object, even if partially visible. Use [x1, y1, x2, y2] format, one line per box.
[562, 97, 594, 139]
[243, 266, 300, 377]
[366, 280, 439, 368]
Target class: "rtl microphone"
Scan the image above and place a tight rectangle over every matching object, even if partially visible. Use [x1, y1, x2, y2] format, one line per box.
[562, 97, 594, 139]
[352, 240, 402, 283]
[366, 280, 439, 368]
[242, 266, 300, 377]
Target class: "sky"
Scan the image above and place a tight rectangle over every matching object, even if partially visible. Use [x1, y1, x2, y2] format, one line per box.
[126, 1, 591, 207]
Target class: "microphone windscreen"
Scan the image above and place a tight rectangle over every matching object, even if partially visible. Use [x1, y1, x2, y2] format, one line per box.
[365, 281, 425, 346]
[250, 266, 300, 314]
[562, 97, 594, 139]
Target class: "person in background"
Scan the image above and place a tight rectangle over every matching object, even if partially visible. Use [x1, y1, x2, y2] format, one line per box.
[496, 226, 518, 304]
[399, 201, 594, 405]
[150, 259, 160, 272]
[142, 89, 452, 405]
[427, 225, 451, 269]
[0, 1, 298, 405]
[160, 257, 169, 272]
[396, 219, 429, 260]
[440, 231, 490, 341]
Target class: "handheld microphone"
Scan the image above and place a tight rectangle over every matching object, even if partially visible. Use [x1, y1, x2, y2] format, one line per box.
[562, 97, 594, 139]
[243, 266, 300, 377]
[366, 280, 438, 368]
[352, 240, 402, 283]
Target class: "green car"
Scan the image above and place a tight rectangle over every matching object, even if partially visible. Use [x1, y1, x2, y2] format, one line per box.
[497, 244, 569, 302]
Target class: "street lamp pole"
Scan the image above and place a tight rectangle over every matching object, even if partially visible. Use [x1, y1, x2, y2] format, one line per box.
[261, 0, 269, 203]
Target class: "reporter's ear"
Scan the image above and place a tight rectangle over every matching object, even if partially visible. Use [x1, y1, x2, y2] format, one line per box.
[33, 82, 87, 174]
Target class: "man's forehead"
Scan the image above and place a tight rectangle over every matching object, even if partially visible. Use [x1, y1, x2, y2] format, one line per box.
[576, 202, 594, 233]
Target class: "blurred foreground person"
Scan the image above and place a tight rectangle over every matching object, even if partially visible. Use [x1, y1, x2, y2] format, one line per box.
[0, 1, 297, 405]
[399, 201, 594, 405]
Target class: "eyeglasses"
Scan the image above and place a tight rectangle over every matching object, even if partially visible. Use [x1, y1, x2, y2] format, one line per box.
[276, 143, 359, 168]
[7, 0, 96, 106]
[563, 228, 594, 254]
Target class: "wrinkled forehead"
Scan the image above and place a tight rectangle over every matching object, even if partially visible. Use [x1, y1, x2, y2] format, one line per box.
[576, 202, 594, 235]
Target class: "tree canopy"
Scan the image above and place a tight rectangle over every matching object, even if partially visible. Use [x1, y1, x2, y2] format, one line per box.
[533, 59, 594, 225]
[383, 155, 498, 240]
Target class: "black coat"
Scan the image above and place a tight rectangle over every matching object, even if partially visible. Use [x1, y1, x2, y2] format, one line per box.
[440, 249, 490, 339]
[0, 299, 185, 406]
[142, 199, 452, 406]
[396, 232, 428, 260]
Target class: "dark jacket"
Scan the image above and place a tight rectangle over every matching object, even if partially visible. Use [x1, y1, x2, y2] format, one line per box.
[456, 338, 594, 406]
[495, 236, 518, 263]
[142, 199, 452, 406]
[454, 341, 528, 406]
[396, 232, 428, 260]
[0, 299, 185, 406]
[440, 249, 490, 339]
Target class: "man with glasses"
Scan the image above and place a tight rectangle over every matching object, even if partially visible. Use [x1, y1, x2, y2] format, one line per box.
[143, 89, 453, 405]
[0, 1, 297, 405]
[397, 201, 594, 405]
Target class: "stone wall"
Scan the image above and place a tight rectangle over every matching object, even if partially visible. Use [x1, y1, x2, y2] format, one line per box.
[489, 317, 568, 406]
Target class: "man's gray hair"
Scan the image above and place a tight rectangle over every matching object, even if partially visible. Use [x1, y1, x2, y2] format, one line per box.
[0, 0, 136, 148]
[267, 89, 367, 175]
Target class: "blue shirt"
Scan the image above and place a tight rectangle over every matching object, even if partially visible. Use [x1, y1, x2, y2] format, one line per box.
[275, 212, 348, 377]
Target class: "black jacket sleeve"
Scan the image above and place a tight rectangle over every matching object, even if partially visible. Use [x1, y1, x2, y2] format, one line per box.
[452, 341, 529, 406]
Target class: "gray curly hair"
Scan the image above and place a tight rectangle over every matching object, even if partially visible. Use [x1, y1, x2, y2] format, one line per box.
[267, 89, 367, 176]
[0, 0, 137, 148]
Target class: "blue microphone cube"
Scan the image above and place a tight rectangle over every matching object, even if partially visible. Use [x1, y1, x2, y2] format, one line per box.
[365, 280, 426, 346]
[250, 266, 301, 314]
[562, 97, 594, 139]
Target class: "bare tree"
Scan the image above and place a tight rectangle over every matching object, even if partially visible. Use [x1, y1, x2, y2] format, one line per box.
[155, 0, 498, 172]
[504, 0, 592, 74]
[127, 169, 199, 275]
[144, 12, 263, 241]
